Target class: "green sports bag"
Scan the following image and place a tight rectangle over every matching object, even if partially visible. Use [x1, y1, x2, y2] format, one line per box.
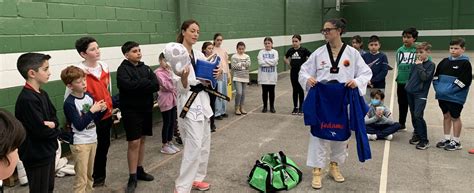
[248, 151, 303, 192]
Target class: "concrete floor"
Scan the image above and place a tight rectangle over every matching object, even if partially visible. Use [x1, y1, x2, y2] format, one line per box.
[5, 51, 474, 193]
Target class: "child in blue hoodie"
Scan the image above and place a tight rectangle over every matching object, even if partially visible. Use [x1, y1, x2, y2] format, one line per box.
[433, 38, 472, 151]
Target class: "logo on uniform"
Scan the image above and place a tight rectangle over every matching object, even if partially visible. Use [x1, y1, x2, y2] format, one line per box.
[343, 60, 350, 67]
[321, 61, 327, 66]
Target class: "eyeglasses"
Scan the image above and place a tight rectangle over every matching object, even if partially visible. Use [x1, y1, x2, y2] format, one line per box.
[320, 28, 338, 34]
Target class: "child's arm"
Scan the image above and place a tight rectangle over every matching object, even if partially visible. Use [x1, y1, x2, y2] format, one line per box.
[379, 108, 395, 125]
[364, 108, 378, 124]
[230, 56, 241, 70]
[63, 100, 102, 131]
[264, 50, 279, 66]
[244, 55, 251, 69]
[455, 61, 472, 88]
[116, 66, 157, 93]
[156, 72, 174, 92]
[372, 54, 389, 83]
[414, 61, 435, 82]
[257, 50, 269, 67]
[147, 67, 160, 93]
[21, 100, 60, 140]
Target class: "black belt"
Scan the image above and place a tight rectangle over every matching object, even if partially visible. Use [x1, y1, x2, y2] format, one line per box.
[179, 84, 230, 118]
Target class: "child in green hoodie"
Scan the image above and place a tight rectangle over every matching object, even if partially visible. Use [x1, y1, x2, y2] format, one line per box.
[395, 27, 418, 131]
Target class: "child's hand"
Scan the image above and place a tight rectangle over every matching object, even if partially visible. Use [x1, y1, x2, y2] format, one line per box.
[415, 58, 423, 65]
[43, 121, 55, 129]
[90, 100, 105, 113]
[375, 109, 384, 117]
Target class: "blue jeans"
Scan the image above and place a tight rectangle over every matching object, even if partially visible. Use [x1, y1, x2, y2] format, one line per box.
[215, 73, 228, 116]
[234, 81, 246, 106]
[407, 92, 428, 142]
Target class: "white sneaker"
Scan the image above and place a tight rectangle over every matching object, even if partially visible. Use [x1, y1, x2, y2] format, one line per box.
[169, 142, 181, 152]
[367, 134, 377, 141]
[160, 145, 177, 154]
[384, 134, 393, 141]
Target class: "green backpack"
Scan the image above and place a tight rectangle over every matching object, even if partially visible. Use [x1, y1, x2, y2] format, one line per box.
[248, 151, 303, 192]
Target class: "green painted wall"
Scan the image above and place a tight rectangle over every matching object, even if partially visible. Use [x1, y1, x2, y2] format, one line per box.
[341, 0, 474, 50]
[0, 0, 324, 131]
[0, 0, 179, 53]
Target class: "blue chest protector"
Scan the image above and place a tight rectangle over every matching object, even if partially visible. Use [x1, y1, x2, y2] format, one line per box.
[303, 82, 372, 162]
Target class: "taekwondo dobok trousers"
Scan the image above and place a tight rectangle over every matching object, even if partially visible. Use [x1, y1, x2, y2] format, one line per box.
[175, 119, 211, 193]
[307, 136, 348, 169]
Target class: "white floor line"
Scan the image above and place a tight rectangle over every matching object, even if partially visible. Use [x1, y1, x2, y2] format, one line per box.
[379, 67, 398, 193]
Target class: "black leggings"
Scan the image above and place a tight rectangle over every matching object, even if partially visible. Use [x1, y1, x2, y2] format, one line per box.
[161, 107, 177, 144]
[261, 84, 275, 108]
[290, 69, 304, 108]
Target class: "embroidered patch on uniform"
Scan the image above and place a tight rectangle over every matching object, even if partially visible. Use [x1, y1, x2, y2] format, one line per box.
[321, 61, 327, 66]
[343, 60, 350, 67]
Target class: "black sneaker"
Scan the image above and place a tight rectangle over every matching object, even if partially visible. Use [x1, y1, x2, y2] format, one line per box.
[126, 178, 137, 193]
[444, 140, 462, 151]
[262, 107, 267, 113]
[210, 124, 216, 132]
[416, 140, 430, 150]
[292, 108, 298, 115]
[270, 108, 276, 113]
[137, 167, 154, 181]
[409, 135, 421, 145]
[222, 113, 228, 118]
[435, 139, 450, 148]
[215, 115, 223, 120]
[93, 178, 105, 187]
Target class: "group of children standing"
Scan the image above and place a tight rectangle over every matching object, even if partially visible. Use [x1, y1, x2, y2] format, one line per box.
[3, 18, 473, 193]
[353, 28, 472, 152]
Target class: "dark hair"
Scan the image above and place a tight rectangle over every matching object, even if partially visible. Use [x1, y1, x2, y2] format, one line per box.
[75, 37, 97, 54]
[416, 42, 432, 51]
[17, 53, 51, 79]
[213, 33, 223, 41]
[292, 34, 301, 41]
[159, 53, 165, 61]
[177, 19, 200, 43]
[264, 37, 273, 49]
[402, 27, 418, 40]
[0, 109, 25, 166]
[450, 37, 465, 48]
[60, 65, 86, 85]
[264, 37, 273, 44]
[201, 41, 213, 55]
[236, 41, 246, 49]
[121, 41, 140, 54]
[351, 35, 363, 44]
[325, 18, 347, 35]
[370, 89, 385, 100]
[368, 35, 380, 43]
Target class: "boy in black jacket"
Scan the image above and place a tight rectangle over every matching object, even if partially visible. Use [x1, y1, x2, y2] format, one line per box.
[116, 41, 159, 193]
[15, 53, 61, 193]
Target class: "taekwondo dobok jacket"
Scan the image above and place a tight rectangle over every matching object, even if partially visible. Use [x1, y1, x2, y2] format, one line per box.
[303, 82, 372, 162]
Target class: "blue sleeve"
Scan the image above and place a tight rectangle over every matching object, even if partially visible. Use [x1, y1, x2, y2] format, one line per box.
[63, 100, 95, 131]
